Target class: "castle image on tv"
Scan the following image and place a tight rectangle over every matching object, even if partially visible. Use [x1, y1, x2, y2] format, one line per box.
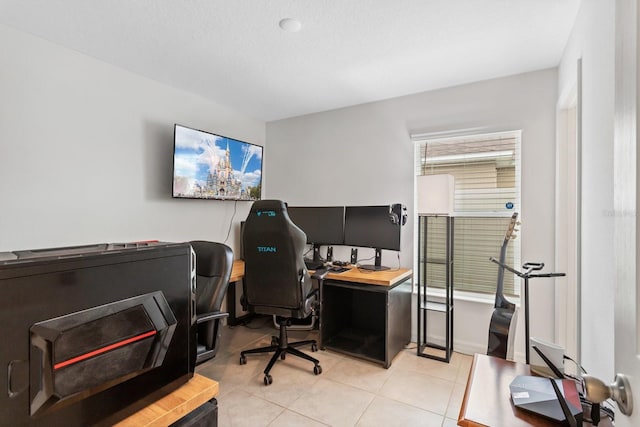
[173, 125, 263, 201]
[199, 145, 245, 198]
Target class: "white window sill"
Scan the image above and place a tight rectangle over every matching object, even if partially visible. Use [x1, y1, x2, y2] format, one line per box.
[420, 287, 521, 307]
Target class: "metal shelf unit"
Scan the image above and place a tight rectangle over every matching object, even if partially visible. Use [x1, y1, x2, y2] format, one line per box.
[417, 215, 454, 362]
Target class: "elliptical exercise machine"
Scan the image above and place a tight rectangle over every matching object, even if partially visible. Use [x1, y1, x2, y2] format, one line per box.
[489, 257, 565, 364]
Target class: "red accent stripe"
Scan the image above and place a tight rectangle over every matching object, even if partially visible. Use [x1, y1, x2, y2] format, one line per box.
[53, 330, 157, 370]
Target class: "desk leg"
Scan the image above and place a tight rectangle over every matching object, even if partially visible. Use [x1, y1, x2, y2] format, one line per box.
[226, 280, 252, 326]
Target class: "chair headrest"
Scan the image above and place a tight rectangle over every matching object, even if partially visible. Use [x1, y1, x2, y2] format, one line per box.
[248, 199, 288, 216]
[189, 241, 233, 277]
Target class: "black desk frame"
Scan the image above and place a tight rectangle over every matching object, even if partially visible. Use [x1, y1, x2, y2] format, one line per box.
[320, 277, 411, 368]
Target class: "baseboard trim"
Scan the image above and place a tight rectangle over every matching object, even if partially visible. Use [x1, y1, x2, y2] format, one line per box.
[411, 333, 526, 362]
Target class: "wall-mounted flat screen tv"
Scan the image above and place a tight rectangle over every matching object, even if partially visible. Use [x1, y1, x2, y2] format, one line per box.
[172, 124, 263, 201]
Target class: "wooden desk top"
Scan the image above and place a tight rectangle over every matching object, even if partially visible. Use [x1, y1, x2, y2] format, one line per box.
[230, 259, 244, 282]
[115, 374, 219, 427]
[230, 260, 411, 287]
[458, 353, 611, 427]
[324, 267, 412, 286]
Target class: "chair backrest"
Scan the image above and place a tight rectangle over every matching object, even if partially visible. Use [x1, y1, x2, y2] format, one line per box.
[242, 200, 312, 314]
[189, 241, 234, 315]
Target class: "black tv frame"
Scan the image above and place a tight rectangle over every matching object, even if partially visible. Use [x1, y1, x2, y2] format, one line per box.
[172, 124, 263, 201]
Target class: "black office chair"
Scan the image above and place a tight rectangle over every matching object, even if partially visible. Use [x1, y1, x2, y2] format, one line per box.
[239, 200, 327, 385]
[190, 240, 234, 365]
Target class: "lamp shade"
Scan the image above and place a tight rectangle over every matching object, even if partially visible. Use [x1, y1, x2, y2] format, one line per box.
[416, 174, 455, 215]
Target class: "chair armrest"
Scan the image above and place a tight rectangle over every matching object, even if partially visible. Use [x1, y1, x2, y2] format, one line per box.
[196, 311, 229, 325]
[310, 270, 328, 281]
[304, 287, 320, 312]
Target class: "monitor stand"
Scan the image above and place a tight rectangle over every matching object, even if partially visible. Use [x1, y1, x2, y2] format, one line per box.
[359, 248, 390, 271]
[312, 244, 322, 264]
[304, 244, 325, 270]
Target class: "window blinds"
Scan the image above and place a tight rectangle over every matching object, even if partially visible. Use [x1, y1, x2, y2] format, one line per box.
[414, 131, 521, 296]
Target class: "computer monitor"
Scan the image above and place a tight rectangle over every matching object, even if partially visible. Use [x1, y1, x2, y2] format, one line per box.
[287, 206, 345, 265]
[344, 205, 401, 271]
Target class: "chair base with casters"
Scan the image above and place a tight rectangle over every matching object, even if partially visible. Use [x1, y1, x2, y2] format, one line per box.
[272, 313, 316, 330]
[239, 316, 322, 386]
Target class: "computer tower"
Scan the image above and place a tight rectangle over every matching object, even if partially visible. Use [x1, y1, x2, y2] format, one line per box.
[0, 242, 196, 426]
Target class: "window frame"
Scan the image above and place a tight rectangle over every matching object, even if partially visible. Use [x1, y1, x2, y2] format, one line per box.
[413, 130, 522, 299]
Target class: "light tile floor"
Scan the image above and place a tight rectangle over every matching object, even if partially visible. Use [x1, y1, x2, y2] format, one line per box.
[196, 316, 472, 427]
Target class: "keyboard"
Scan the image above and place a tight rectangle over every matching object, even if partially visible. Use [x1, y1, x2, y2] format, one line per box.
[304, 259, 325, 270]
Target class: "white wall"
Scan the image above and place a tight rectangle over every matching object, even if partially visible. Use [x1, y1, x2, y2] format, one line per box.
[0, 19, 578, 361]
[0, 24, 265, 256]
[267, 69, 558, 356]
[558, 0, 616, 379]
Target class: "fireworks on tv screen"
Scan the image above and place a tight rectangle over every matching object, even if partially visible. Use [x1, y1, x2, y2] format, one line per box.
[172, 124, 263, 201]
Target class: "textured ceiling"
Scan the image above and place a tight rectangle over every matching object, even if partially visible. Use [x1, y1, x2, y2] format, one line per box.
[0, 0, 580, 121]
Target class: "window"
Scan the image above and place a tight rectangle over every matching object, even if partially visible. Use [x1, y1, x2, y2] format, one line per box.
[414, 131, 521, 296]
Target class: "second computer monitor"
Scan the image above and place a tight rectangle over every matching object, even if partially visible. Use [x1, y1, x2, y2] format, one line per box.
[287, 206, 345, 245]
[287, 206, 345, 266]
[344, 205, 401, 270]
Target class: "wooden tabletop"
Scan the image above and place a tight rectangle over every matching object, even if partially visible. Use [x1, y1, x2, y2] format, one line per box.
[230, 259, 244, 282]
[458, 353, 611, 427]
[114, 374, 219, 427]
[323, 266, 412, 286]
[230, 260, 411, 287]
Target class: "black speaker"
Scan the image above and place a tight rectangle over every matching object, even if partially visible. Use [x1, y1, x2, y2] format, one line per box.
[350, 248, 358, 264]
[326, 246, 333, 262]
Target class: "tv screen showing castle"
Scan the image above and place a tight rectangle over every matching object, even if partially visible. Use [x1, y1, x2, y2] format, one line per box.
[173, 125, 263, 201]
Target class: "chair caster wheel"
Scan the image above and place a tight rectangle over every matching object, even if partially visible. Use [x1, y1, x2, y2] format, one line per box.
[271, 337, 278, 346]
[314, 365, 322, 375]
[264, 374, 273, 386]
[239, 355, 247, 365]
[311, 343, 318, 352]
[280, 352, 286, 360]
